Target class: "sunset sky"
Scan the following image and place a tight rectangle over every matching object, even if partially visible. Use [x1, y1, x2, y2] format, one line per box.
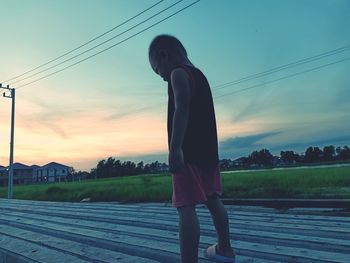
[1, 0, 349, 171]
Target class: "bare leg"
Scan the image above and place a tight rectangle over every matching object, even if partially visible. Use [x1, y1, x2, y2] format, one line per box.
[205, 195, 235, 257]
[177, 205, 200, 263]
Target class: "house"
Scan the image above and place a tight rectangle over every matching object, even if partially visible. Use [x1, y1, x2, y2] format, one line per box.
[31, 165, 41, 183]
[0, 165, 5, 175]
[0, 162, 73, 185]
[219, 159, 233, 170]
[0, 162, 34, 185]
[233, 157, 247, 167]
[159, 163, 169, 172]
[37, 162, 72, 183]
[273, 156, 281, 166]
[0, 165, 6, 187]
[12, 163, 33, 185]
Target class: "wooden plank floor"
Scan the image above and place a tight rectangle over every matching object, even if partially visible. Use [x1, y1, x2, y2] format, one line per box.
[0, 198, 349, 263]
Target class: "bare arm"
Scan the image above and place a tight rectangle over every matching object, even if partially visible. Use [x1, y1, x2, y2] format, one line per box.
[169, 67, 191, 172]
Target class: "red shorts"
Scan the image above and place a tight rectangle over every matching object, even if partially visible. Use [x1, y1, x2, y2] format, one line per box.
[171, 164, 223, 208]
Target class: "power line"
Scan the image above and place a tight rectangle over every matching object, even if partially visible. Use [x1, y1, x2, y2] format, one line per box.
[12, 0, 348, 91]
[2, 0, 166, 84]
[104, 55, 350, 123]
[214, 56, 350, 99]
[16, 0, 200, 89]
[8, 0, 347, 122]
[12, 0, 185, 86]
[212, 44, 350, 90]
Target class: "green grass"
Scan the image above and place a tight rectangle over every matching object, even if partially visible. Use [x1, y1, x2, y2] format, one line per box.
[222, 166, 350, 198]
[0, 166, 349, 202]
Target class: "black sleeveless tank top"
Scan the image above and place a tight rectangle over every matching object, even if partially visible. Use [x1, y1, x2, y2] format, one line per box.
[167, 65, 219, 169]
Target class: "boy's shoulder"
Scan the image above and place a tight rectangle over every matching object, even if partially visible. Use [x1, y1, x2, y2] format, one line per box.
[170, 68, 192, 95]
[171, 64, 201, 79]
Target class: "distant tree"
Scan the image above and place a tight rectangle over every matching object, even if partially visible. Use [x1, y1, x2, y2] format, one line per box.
[149, 161, 161, 173]
[304, 146, 323, 163]
[323, 145, 335, 162]
[249, 149, 273, 166]
[260, 149, 274, 166]
[96, 159, 106, 178]
[90, 168, 97, 179]
[72, 171, 91, 181]
[304, 147, 312, 162]
[344, 146, 350, 160]
[336, 146, 350, 161]
[105, 157, 116, 177]
[280, 150, 300, 164]
[136, 161, 144, 174]
[314, 147, 323, 161]
[248, 151, 258, 166]
[122, 161, 136, 176]
[90, 144, 349, 177]
[114, 160, 122, 176]
[241, 157, 251, 168]
[143, 163, 151, 173]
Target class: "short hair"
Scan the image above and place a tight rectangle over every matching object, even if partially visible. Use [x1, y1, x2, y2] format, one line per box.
[149, 34, 187, 59]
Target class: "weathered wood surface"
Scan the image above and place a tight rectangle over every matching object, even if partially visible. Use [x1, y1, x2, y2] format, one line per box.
[0, 198, 349, 262]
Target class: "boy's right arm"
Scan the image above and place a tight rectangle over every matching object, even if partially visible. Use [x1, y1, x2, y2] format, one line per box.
[168, 68, 191, 173]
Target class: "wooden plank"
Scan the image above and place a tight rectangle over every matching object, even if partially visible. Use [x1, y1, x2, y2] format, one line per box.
[0, 225, 160, 263]
[2, 204, 349, 238]
[0, 246, 37, 263]
[0, 209, 349, 262]
[0, 214, 206, 263]
[0, 198, 349, 262]
[1, 206, 348, 247]
[2, 198, 348, 224]
[0, 234, 91, 263]
[3, 198, 349, 224]
[2, 200, 350, 230]
[2, 209, 350, 253]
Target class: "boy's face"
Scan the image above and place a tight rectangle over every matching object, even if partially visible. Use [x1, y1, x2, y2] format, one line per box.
[149, 51, 172, 82]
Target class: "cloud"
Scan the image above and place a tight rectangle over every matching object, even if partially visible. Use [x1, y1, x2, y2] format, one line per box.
[218, 129, 350, 160]
[218, 131, 281, 159]
[231, 88, 274, 122]
[17, 112, 69, 139]
[219, 131, 281, 150]
[333, 83, 350, 109]
[106, 104, 163, 121]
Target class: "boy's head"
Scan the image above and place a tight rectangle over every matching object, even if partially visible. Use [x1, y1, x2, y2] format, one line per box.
[149, 34, 187, 82]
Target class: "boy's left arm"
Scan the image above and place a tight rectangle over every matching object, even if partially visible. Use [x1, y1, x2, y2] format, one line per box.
[169, 68, 191, 173]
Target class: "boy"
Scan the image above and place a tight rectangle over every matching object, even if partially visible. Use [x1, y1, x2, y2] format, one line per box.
[149, 35, 235, 263]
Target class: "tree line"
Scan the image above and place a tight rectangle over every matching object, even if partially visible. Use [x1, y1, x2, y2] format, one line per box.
[73, 145, 350, 179]
[73, 157, 169, 180]
[219, 145, 350, 170]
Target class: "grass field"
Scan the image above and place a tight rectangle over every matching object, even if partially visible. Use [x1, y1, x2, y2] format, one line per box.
[0, 166, 349, 202]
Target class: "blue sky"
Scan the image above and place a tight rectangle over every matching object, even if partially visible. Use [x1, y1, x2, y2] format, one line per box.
[0, 0, 349, 170]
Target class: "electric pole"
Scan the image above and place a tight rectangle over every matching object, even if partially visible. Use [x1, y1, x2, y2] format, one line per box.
[0, 83, 15, 199]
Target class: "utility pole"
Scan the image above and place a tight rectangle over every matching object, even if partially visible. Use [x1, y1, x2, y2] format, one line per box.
[0, 83, 15, 199]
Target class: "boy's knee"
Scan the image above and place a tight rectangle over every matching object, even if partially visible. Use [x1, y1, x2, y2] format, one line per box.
[177, 205, 199, 227]
[177, 205, 196, 214]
